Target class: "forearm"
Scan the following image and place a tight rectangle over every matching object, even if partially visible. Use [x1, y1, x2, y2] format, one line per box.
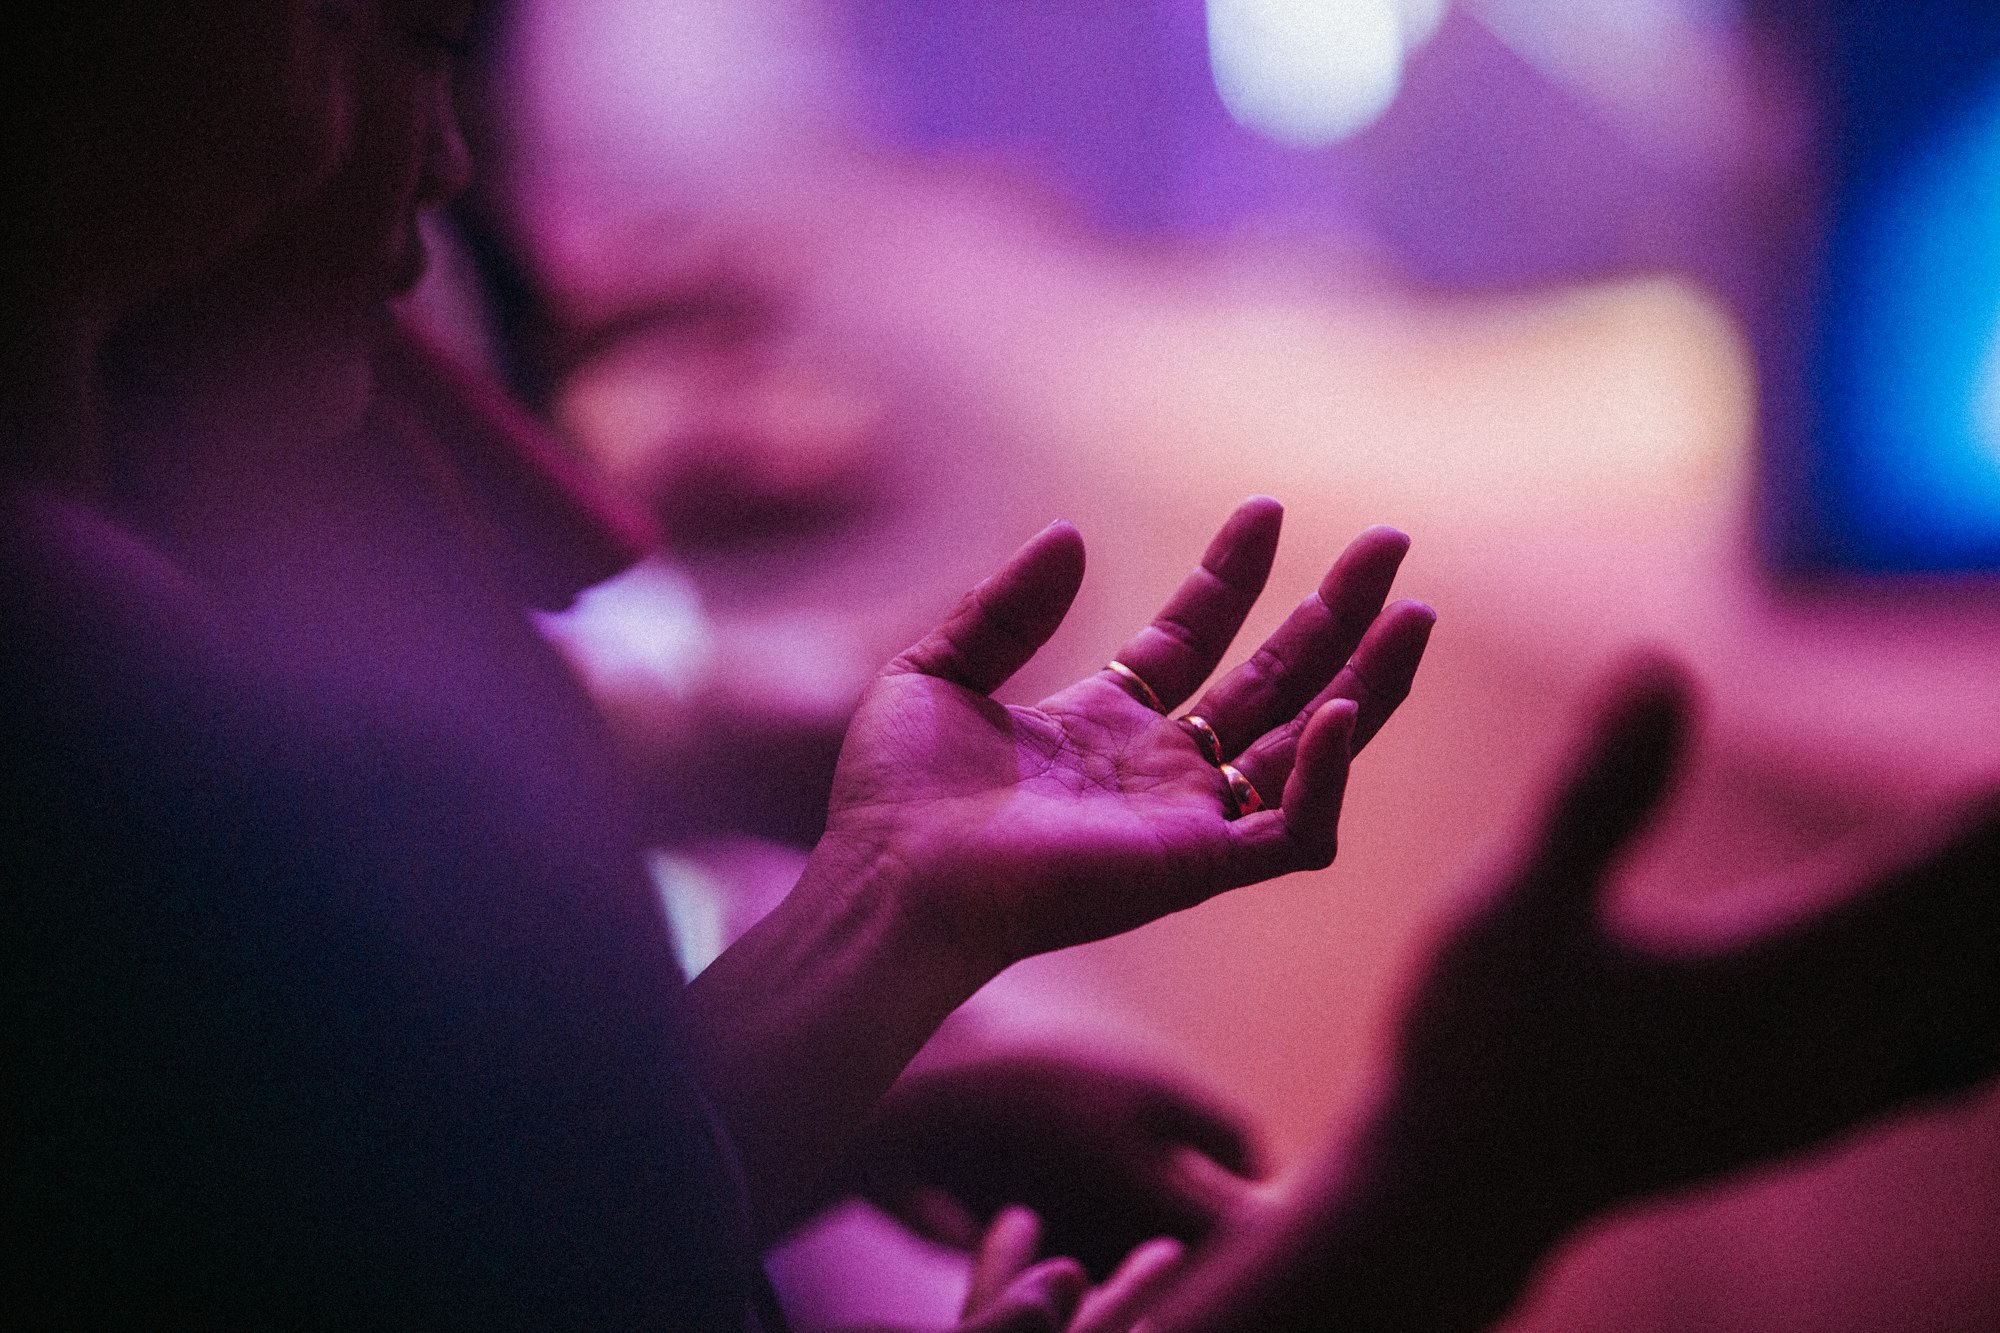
[1142, 1084, 1587, 1333]
[682, 836, 997, 1242]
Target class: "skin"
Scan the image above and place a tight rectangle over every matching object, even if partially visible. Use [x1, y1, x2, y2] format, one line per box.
[1115, 663, 2000, 1332]
[101, 0, 475, 457]
[843, 1049, 1265, 1279]
[686, 503, 1436, 1240]
[451, 8, 1381, 1280]
[28, 10, 2000, 1332]
[949, 1208, 1191, 1333]
[0, 0, 363, 486]
[86, 26, 1440, 1258]
[400, 8, 2000, 1328]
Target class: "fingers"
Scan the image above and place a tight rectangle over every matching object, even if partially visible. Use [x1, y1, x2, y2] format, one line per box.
[1280, 699, 1358, 867]
[1518, 657, 1693, 918]
[960, 1258, 1090, 1333]
[963, 1207, 1089, 1332]
[894, 521, 1088, 696]
[965, 1205, 1050, 1318]
[1071, 1237, 1188, 1333]
[1102, 498, 1285, 713]
[1334, 598, 1436, 753]
[1219, 699, 1358, 884]
[1228, 598, 1434, 798]
[1185, 526, 1410, 756]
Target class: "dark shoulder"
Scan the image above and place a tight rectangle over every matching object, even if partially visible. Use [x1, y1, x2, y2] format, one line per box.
[0, 483, 221, 688]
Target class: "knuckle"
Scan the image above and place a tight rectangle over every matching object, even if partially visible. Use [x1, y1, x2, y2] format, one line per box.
[1149, 614, 1208, 656]
[1190, 561, 1236, 593]
[1344, 660, 1403, 706]
[1195, 559, 1263, 606]
[1242, 642, 1291, 691]
[1243, 718, 1302, 767]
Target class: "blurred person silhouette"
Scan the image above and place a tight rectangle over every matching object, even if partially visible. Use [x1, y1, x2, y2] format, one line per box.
[4, 1, 1435, 1327]
[432, 0, 1309, 1300]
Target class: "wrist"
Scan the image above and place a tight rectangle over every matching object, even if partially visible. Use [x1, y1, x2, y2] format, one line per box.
[805, 821, 1018, 987]
[683, 831, 1000, 1238]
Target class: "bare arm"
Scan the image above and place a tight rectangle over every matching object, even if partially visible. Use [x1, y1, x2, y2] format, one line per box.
[685, 502, 1436, 1239]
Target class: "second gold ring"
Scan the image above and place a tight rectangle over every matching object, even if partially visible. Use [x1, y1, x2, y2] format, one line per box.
[1178, 714, 1225, 766]
[1220, 763, 1265, 818]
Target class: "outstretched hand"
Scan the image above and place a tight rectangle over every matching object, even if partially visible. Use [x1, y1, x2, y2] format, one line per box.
[1131, 661, 2000, 1333]
[684, 501, 1429, 1241]
[1387, 661, 2000, 1221]
[819, 499, 1435, 970]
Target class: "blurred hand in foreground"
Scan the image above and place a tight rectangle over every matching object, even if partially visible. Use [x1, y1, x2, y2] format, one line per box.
[844, 1050, 1268, 1279]
[1137, 660, 2000, 1333]
[1385, 661, 2000, 1223]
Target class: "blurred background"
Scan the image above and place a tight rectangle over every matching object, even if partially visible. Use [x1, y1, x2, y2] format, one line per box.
[406, 1, 2000, 1327]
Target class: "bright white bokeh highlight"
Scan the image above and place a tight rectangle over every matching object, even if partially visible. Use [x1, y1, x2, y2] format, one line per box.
[1206, 0, 1449, 147]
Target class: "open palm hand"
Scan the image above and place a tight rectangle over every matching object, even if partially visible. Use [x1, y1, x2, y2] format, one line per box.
[820, 500, 1435, 970]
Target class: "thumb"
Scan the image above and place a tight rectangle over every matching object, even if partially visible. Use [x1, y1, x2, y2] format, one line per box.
[960, 1258, 1089, 1333]
[1519, 656, 1692, 918]
[889, 521, 1087, 697]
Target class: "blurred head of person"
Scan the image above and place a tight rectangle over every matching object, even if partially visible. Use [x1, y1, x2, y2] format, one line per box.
[101, 0, 479, 451]
[0, 0, 366, 330]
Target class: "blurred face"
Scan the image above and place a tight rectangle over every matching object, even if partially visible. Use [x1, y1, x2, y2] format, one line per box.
[341, 0, 478, 305]
[119, 0, 480, 432]
[235, 0, 475, 328]
[3, 1, 364, 316]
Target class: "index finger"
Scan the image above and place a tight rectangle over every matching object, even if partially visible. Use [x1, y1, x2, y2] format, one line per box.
[892, 520, 1087, 696]
[1101, 498, 1285, 714]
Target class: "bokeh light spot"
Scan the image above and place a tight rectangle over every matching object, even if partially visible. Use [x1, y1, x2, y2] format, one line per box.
[1206, 0, 1412, 147]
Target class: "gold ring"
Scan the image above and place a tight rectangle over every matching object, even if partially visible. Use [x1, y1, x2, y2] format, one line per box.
[1105, 660, 1165, 714]
[1220, 764, 1264, 818]
[1178, 715, 1225, 766]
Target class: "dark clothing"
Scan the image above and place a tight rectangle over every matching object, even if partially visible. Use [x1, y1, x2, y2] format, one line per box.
[1, 333, 776, 1329]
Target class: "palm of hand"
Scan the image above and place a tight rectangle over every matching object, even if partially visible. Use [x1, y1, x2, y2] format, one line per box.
[811, 503, 1435, 972]
[829, 672, 1237, 962]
